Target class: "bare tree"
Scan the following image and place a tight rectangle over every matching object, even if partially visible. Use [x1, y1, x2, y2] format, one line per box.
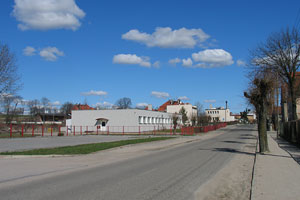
[41, 97, 50, 114]
[251, 27, 300, 120]
[0, 94, 22, 124]
[190, 114, 197, 126]
[172, 114, 179, 133]
[179, 107, 188, 125]
[244, 77, 274, 153]
[194, 101, 210, 126]
[60, 102, 74, 116]
[115, 97, 132, 109]
[0, 43, 20, 95]
[194, 101, 204, 116]
[27, 99, 40, 120]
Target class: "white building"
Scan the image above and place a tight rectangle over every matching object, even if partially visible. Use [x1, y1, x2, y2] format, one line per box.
[166, 104, 197, 125]
[205, 107, 235, 122]
[71, 109, 181, 133]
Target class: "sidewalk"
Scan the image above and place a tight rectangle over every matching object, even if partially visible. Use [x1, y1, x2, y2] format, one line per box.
[251, 131, 300, 200]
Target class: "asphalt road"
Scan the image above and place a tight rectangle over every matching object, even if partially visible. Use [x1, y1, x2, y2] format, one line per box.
[0, 125, 256, 200]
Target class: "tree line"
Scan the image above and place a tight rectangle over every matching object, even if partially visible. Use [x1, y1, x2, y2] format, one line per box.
[245, 27, 300, 153]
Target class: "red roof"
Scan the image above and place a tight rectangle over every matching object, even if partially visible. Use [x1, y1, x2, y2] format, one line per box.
[158, 99, 186, 112]
[72, 104, 95, 110]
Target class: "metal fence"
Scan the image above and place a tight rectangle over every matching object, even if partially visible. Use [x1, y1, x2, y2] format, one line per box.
[0, 123, 227, 138]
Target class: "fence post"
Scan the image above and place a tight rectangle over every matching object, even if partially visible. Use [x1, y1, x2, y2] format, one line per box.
[107, 126, 109, 135]
[74, 126, 75, 136]
[86, 126, 88, 135]
[139, 126, 141, 135]
[10, 124, 12, 138]
[123, 126, 124, 135]
[97, 126, 99, 135]
[42, 125, 44, 137]
[51, 126, 53, 136]
[80, 126, 82, 135]
[59, 126, 61, 136]
[21, 124, 24, 137]
[32, 124, 34, 137]
[170, 125, 172, 135]
[67, 126, 69, 136]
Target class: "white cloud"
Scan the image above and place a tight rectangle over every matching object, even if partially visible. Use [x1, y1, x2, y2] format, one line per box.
[81, 90, 107, 96]
[50, 101, 61, 106]
[182, 58, 193, 67]
[113, 54, 151, 67]
[191, 49, 234, 68]
[39, 47, 64, 61]
[12, 0, 85, 31]
[153, 61, 160, 68]
[23, 46, 36, 56]
[122, 27, 210, 48]
[136, 103, 148, 108]
[151, 91, 170, 99]
[95, 101, 114, 108]
[178, 96, 190, 101]
[204, 99, 216, 103]
[237, 59, 246, 67]
[168, 58, 181, 66]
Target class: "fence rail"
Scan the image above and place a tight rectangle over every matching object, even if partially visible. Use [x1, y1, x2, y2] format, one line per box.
[0, 123, 227, 138]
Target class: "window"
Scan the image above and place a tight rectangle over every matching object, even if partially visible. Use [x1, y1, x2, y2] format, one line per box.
[148, 117, 151, 124]
[144, 116, 147, 124]
[139, 116, 143, 124]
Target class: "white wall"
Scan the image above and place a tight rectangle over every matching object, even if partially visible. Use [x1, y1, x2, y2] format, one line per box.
[166, 104, 197, 125]
[71, 109, 178, 132]
[205, 108, 234, 122]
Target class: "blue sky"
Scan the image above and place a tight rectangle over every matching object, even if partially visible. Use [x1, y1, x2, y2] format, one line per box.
[1, 0, 299, 112]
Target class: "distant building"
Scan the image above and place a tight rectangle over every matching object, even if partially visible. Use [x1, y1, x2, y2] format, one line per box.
[158, 99, 197, 125]
[205, 106, 235, 122]
[232, 113, 257, 123]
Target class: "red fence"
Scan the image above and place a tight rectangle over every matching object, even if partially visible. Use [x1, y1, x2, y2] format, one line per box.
[181, 123, 227, 135]
[0, 123, 227, 138]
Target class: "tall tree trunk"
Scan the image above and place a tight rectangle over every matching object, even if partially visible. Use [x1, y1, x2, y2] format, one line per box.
[258, 103, 269, 153]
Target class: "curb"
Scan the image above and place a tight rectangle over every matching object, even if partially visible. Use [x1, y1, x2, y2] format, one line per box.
[249, 133, 259, 200]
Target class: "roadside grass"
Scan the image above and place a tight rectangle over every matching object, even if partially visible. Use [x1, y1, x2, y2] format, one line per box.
[0, 137, 174, 155]
[0, 133, 35, 138]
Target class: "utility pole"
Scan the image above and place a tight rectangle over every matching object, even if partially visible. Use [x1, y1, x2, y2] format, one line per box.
[225, 101, 228, 122]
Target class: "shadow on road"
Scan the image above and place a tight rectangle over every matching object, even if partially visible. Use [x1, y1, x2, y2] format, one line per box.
[222, 140, 246, 144]
[198, 147, 291, 159]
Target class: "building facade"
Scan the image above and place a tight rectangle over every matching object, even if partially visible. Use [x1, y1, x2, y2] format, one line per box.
[166, 104, 197, 125]
[71, 109, 181, 133]
[205, 107, 235, 122]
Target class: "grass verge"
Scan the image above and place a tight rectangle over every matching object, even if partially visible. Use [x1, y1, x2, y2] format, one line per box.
[0, 133, 35, 138]
[0, 137, 174, 155]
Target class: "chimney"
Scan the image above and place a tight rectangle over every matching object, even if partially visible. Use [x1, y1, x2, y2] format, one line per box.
[148, 104, 152, 110]
[225, 101, 228, 109]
